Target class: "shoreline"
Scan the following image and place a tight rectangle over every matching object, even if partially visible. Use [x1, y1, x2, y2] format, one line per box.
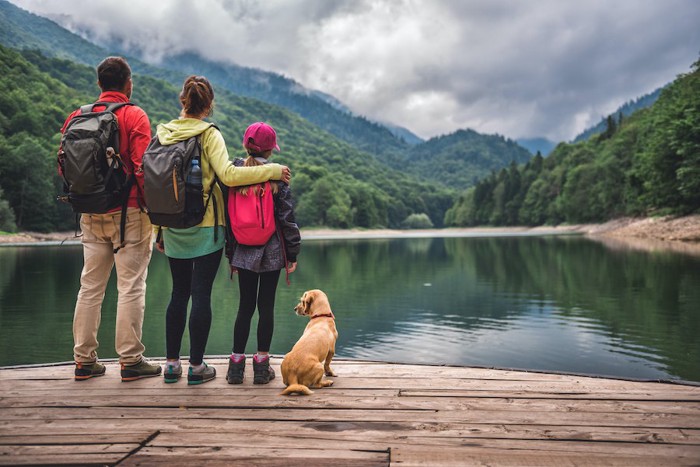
[1, 215, 699, 250]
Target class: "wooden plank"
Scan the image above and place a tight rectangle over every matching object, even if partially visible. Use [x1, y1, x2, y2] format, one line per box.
[148, 422, 700, 445]
[2, 379, 698, 401]
[2, 377, 696, 399]
[1, 398, 699, 429]
[120, 446, 389, 467]
[1, 417, 698, 448]
[399, 388, 700, 401]
[3, 390, 698, 416]
[390, 446, 698, 467]
[1, 407, 698, 430]
[3, 387, 698, 404]
[140, 433, 700, 458]
[0, 444, 135, 466]
[0, 432, 154, 445]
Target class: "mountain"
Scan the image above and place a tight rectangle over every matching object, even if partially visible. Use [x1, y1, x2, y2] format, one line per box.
[0, 0, 108, 65]
[516, 137, 557, 156]
[401, 129, 533, 189]
[383, 123, 425, 145]
[572, 87, 665, 142]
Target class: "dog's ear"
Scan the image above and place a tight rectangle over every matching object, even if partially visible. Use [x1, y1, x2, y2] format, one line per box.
[305, 291, 315, 307]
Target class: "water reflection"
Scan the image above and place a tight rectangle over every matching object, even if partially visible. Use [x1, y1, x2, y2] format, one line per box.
[1, 235, 698, 382]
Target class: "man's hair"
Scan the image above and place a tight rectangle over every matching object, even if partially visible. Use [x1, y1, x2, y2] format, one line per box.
[97, 56, 131, 91]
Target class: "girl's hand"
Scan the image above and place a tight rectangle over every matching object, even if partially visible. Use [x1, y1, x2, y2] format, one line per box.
[155, 241, 164, 253]
[287, 262, 297, 273]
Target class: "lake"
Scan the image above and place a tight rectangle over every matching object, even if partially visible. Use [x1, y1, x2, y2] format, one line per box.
[1, 234, 699, 383]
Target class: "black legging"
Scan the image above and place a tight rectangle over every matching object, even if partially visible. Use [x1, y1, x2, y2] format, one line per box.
[165, 248, 222, 365]
[232, 268, 281, 354]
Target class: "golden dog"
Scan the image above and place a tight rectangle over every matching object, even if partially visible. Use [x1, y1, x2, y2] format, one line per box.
[280, 289, 338, 395]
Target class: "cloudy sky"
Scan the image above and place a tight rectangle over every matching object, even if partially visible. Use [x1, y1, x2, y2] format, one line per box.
[10, 0, 700, 142]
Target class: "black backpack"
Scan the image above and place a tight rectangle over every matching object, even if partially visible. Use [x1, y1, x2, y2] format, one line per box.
[142, 124, 220, 232]
[58, 101, 135, 252]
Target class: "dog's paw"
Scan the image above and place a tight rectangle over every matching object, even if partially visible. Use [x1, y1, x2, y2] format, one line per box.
[325, 367, 337, 377]
[320, 379, 334, 387]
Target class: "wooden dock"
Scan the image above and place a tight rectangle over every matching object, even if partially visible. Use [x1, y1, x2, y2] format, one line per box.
[1, 358, 699, 466]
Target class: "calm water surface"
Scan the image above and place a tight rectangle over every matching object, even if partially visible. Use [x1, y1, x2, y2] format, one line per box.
[1, 235, 699, 382]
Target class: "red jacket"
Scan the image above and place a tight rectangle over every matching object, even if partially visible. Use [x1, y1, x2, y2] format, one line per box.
[59, 91, 152, 210]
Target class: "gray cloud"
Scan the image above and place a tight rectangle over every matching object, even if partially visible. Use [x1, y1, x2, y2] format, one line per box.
[11, 0, 700, 141]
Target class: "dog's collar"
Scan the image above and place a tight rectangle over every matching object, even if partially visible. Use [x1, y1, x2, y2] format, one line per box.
[311, 311, 335, 320]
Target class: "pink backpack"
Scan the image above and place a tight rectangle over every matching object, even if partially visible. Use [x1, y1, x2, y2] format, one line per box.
[228, 182, 276, 246]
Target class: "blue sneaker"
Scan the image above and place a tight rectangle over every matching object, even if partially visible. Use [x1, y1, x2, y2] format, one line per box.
[188, 362, 216, 385]
[164, 363, 182, 384]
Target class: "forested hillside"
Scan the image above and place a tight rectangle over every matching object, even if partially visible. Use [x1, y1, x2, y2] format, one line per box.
[445, 60, 700, 227]
[399, 129, 532, 189]
[0, 45, 456, 232]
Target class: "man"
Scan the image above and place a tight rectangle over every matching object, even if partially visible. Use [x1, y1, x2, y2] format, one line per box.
[59, 57, 161, 382]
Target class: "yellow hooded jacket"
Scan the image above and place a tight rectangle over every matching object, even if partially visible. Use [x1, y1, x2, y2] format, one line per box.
[156, 118, 284, 228]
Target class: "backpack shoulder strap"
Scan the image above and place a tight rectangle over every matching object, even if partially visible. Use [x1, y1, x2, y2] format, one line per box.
[101, 102, 134, 113]
[194, 122, 221, 162]
[80, 101, 135, 114]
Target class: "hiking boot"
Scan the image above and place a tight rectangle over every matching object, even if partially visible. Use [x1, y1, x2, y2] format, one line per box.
[163, 363, 183, 384]
[75, 361, 106, 381]
[226, 356, 246, 385]
[120, 359, 162, 382]
[188, 362, 216, 385]
[253, 356, 275, 385]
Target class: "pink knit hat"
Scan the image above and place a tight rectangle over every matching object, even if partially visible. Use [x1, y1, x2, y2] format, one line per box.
[242, 122, 280, 152]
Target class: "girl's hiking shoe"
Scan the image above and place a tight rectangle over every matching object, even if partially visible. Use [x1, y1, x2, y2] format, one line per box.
[188, 362, 216, 385]
[163, 363, 183, 384]
[226, 356, 246, 384]
[75, 361, 106, 380]
[120, 359, 162, 382]
[253, 356, 275, 385]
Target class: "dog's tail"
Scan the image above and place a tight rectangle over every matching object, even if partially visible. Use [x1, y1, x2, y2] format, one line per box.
[280, 384, 314, 396]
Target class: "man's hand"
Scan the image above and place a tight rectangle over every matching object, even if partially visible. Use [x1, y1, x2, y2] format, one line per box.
[155, 240, 164, 253]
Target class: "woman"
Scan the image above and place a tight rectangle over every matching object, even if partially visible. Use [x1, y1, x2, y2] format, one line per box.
[155, 76, 290, 385]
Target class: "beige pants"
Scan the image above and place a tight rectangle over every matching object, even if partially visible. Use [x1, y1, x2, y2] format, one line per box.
[73, 208, 153, 365]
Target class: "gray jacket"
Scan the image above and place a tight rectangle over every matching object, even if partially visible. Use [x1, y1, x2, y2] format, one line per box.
[226, 158, 300, 273]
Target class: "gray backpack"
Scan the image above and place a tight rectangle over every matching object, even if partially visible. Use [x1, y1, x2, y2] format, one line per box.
[58, 101, 135, 253]
[142, 124, 219, 229]
[59, 102, 134, 214]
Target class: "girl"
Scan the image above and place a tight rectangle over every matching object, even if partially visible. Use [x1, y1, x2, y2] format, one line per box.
[226, 122, 301, 385]
[155, 78, 290, 385]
